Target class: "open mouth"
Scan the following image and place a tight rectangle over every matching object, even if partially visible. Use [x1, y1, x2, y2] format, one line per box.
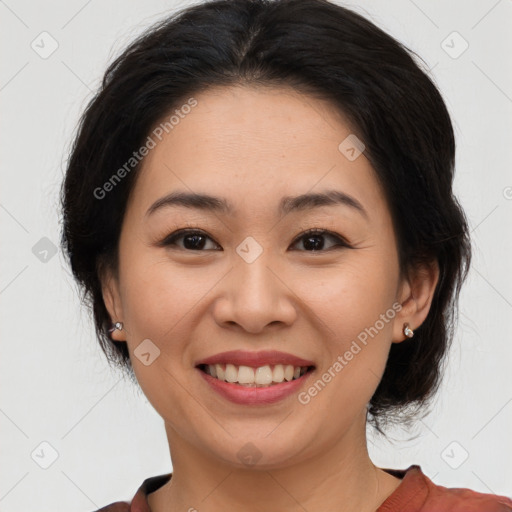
[197, 363, 315, 387]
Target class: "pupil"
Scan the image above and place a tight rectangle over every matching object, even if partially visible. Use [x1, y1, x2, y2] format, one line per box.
[304, 235, 324, 251]
[184, 234, 205, 250]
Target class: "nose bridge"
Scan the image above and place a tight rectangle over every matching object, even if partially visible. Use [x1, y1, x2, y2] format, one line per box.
[216, 240, 296, 331]
[233, 242, 278, 306]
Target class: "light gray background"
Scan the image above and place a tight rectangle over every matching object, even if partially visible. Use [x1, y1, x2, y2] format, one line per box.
[1, 0, 511, 510]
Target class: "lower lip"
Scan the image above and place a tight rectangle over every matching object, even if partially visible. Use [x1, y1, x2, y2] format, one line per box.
[197, 368, 315, 405]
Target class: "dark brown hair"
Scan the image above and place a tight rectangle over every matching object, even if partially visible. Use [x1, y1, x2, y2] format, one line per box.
[60, 0, 471, 433]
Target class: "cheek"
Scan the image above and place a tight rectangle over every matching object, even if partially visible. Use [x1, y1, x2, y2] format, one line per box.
[117, 251, 224, 394]
[291, 255, 398, 404]
[294, 257, 398, 338]
[120, 253, 209, 339]
[117, 253, 204, 418]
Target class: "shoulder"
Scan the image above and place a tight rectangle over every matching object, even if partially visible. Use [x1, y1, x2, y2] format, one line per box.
[379, 465, 512, 512]
[423, 476, 512, 511]
[411, 466, 512, 511]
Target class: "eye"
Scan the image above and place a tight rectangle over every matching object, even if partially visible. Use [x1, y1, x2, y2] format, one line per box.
[159, 227, 351, 252]
[290, 228, 351, 252]
[160, 229, 221, 251]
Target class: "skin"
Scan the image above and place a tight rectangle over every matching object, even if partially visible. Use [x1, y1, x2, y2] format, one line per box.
[102, 85, 439, 512]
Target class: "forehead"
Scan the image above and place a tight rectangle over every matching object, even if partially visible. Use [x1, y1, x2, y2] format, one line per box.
[126, 85, 388, 223]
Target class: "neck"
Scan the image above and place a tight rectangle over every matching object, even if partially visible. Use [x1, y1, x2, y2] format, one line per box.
[149, 412, 401, 512]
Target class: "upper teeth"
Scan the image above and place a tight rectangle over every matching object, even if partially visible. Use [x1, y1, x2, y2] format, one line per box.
[204, 364, 309, 386]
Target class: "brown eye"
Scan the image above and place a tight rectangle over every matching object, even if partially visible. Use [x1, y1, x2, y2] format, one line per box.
[290, 229, 351, 252]
[162, 229, 221, 251]
[160, 228, 351, 252]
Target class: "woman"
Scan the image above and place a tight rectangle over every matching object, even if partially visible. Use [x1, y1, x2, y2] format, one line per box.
[60, 0, 512, 510]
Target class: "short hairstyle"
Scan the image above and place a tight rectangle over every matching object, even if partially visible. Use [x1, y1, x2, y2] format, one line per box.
[60, 0, 471, 432]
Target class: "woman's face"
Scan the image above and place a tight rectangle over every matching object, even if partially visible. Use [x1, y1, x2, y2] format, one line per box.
[103, 85, 436, 469]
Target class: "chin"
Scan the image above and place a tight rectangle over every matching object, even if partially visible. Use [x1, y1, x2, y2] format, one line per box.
[203, 435, 311, 471]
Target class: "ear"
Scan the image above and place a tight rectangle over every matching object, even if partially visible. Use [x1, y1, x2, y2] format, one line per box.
[392, 259, 440, 343]
[100, 263, 126, 343]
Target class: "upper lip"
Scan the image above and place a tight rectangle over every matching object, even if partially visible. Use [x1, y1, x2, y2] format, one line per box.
[195, 350, 315, 368]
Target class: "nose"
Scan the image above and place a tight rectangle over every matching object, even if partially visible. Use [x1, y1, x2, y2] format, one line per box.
[212, 250, 297, 334]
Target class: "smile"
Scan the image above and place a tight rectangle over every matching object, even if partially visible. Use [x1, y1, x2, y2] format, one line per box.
[197, 363, 313, 387]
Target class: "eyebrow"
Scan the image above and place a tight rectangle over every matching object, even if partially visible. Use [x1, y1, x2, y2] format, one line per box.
[145, 189, 368, 219]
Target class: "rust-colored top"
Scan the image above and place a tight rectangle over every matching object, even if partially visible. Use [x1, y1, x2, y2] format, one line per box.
[94, 465, 512, 512]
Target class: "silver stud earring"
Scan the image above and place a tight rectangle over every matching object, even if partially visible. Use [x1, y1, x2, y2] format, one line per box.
[108, 321, 123, 333]
[403, 323, 414, 338]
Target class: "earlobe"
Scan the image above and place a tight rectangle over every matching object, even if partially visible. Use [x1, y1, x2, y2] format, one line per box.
[108, 321, 124, 337]
[392, 260, 439, 343]
[100, 266, 126, 342]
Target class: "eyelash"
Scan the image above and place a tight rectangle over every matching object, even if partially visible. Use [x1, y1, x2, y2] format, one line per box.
[159, 227, 352, 252]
